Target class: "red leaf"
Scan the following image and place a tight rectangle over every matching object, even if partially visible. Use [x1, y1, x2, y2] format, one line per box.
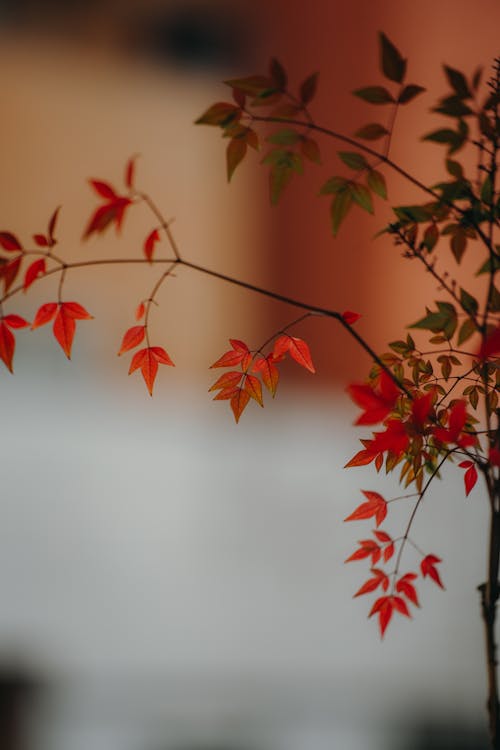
[345, 539, 380, 563]
[489, 448, 500, 467]
[31, 302, 58, 329]
[244, 373, 263, 406]
[144, 229, 160, 262]
[213, 385, 240, 401]
[459, 460, 478, 496]
[3, 314, 29, 329]
[230, 388, 250, 423]
[354, 568, 389, 597]
[48, 206, 60, 243]
[478, 325, 500, 360]
[135, 302, 145, 321]
[62, 301, 93, 320]
[421, 554, 445, 589]
[347, 380, 397, 425]
[344, 490, 387, 526]
[210, 340, 250, 369]
[396, 574, 420, 607]
[0, 232, 22, 251]
[24, 258, 46, 291]
[128, 346, 174, 395]
[344, 447, 376, 468]
[392, 595, 410, 617]
[369, 596, 394, 637]
[209, 371, 243, 392]
[0, 257, 22, 293]
[33, 234, 49, 247]
[0, 321, 15, 372]
[253, 354, 279, 397]
[118, 325, 145, 355]
[374, 529, 392, 544]
[125, 155, 137, 189]
[53, 306, 76, 359]
[89, 180, 118, 200]
[273, 334, 315, 373]
[342, 310, 361, 325]
[83, 197, 132, 239]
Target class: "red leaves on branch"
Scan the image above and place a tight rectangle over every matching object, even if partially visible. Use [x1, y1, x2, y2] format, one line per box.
[354, 567, 389, 597]
[347, 370, 400, 425]
[432, 400, 476, 449]
[129, 346, 174, 396]
[344, 490, 387, 526]
[0, 232, 22, 251]
[31, 301, 93, 358]
[459, 460, 478, 496]
[209, 333, 315, 422]
[118, 326, 145, 355]
[24, 258, 46, 292]
[369, 595, 410, 637]
[0, 314, 29, 372]
[83, 176, 132, 239]
[144, 229, 160, 262]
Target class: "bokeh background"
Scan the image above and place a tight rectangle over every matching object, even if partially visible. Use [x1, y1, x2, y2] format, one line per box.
[0, 1, 499, 748]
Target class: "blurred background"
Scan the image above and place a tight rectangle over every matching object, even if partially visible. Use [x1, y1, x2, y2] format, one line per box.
[0, 1, 499, 748]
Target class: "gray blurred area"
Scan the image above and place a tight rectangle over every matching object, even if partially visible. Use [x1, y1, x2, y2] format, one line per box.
[0, 1, 493, 748]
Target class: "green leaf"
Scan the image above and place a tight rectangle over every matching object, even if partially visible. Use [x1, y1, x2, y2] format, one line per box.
[354, 123, 389, 140]
[393, 205, 432, 223]
[320, 176, 348, 195]
[195, 102, 240, 127]
[330, 189, 353, 236]
[269, 165, 294, 205]
[398, 84, 425, 104]
[460, 288, 478, 315]
[367, 169, 387, 199]
[443, 65, 471, 98]
[457, 318, 476, 346]
[488, 285, 500, 313]
[300, 72, 319, 104]
[225, 75, 276, 96]
[269, 58, 287, 90]
[353, 86, 394, 104]
[433, 96, 473, 118]
[476, 254, 500, 275]
[450, 227, 467, 263]
[422, 128, 463, 152]
[226, 138, 247, 182]
[350, 183, 373, 213]
[410, 302, 457, 339]
[267, 129, 301, 145]
[446, 159, 464, 179]
[481, 175, 493, 204]
[422, 223, 439, 251]
[379, 32, 406, 83]
[338, 151, 368, 170]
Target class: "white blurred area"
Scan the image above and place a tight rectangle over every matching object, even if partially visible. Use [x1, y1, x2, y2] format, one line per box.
[0, 1, 494, 748]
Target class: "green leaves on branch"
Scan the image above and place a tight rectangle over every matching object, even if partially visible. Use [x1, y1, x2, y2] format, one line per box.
[410, 302, 458, 340]
[261, 149, 304, 205]
[321, 168, 387, 235]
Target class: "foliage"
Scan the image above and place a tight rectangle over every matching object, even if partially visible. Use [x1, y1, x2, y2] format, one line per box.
[1, 31, 500, 746]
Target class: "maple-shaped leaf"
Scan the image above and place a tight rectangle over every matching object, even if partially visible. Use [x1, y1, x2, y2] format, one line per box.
[118, 325, 145, 355]
[24, 258, 46, 292]
[421, 554, 444, 588]
[344, 490, 387, 526]
[458, 460, 478, 496]
[433, 400, 476, 448]
[144, 229, 160, 262]
[129, 346, 174, 395]
[273, 334, 315, 373]
[369, 419, 409, 458]
[244, 373, 264, 406]
[369, 595, 410, 637]
[347, 370, 399, 425]
[395, 573, 420, 607]
[53, 302, 94, 359]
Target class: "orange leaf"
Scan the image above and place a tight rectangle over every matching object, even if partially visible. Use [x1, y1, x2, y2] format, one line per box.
[213, 385, 240, 401]
[118, 325, 145, 355]
[230, 388, 250, 423]
[253, 354, 279, 397]
[244, 373, 263, 406]
[210, 339, 250, 369]
[149, 346, 174, 366]
[273, 334, 315, 373]
[209, 371, 243, 392]
[31, 302, 58, 329]
[62, 301, 93, 320]
[344, 490, 387, 526]
[3, 314, 29, 329]
[0, 321, 15, 372]
[135, 302, 145, 321]
[24, 258, 46, 291]
[344, 447, 376, 468]
[144, 229, 160, 262]
[128, 346, 173, 395]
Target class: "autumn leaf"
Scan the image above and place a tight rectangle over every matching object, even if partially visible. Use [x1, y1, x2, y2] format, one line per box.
[211, 339, 251, 369]
[53, 302, 93, 359]
[129, 346, 174, 395]
[83, 178, 132, 239]
[230, 387, 251, 422]
[344, 490, 387, 526]
[144, 229, 160, 262]
[395, 573, 420, 607]
[24, 258, 46, 292]
[354, 568, 389, 597]
[458, 460, 478, 496]
[273, 334, 315, 373]
[342, 310, 361, 325]
[0, 321, 15, 372]
[118, 326, 145, 355]
[347, 370, 400, 425]
[253, 354, 280, 397]
[0, 232, 22, 251]
[421, 554, 444, 588]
